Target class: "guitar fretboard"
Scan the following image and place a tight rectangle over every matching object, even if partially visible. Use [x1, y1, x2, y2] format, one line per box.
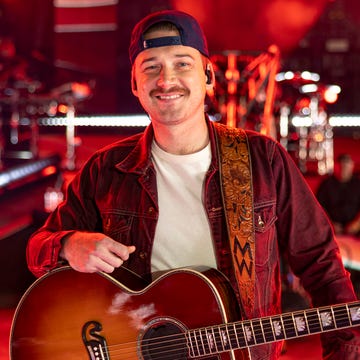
[185, 301, 360, 357]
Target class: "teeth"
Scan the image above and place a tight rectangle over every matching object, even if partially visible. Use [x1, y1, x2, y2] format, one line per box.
[157, 94, 181, 100]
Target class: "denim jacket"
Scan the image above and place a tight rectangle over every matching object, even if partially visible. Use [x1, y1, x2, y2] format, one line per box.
[27, 119, 360, 359]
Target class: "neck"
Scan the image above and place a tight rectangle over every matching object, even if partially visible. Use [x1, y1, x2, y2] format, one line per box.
[152, 117, 209, 155]
[340, 174, 352, 182]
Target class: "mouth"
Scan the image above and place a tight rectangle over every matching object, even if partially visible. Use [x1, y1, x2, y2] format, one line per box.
[155, 94, 183, 101]
[151, 87, 187, 102]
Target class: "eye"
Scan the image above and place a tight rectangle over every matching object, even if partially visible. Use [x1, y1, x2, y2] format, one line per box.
[142, 64, 160, 74]
[176, 61, 191, 69]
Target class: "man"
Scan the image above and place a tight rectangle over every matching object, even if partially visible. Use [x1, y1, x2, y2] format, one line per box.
[317, 153, 360, 237]
[27, 10, 360, 359]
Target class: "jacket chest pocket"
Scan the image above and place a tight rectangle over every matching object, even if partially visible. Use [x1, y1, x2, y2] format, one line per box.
[254, 202, 277, 267]
[101, 213, 133, 244]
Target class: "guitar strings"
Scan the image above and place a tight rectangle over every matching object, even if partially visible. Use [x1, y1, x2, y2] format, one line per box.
[103, 303, 360, 359]
[18, 302, 360, 359]
[107, 333, 189, 360]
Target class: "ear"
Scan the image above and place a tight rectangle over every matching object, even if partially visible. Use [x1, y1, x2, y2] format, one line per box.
[131, 68, 138, 97]
[205, 63, 215, 89]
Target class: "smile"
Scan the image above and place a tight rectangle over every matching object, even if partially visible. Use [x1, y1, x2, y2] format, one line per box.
[156, 94, 182, 100]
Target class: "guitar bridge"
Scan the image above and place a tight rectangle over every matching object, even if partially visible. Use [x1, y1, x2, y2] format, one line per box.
[82, 321, 109, 360]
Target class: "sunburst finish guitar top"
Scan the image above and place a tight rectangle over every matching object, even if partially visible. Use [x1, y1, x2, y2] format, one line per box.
[10, 266, 247, 359]
[9, 266, 360, 359]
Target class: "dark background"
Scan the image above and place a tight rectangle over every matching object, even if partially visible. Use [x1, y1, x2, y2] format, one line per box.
[0, 0, 360, 301]
[1, 0, 359, 116]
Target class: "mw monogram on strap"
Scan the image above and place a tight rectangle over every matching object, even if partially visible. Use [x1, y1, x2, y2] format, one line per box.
[215, 122, 255, 316]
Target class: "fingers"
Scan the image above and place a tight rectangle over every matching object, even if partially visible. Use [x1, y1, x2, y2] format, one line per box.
[61, 231, 136, 274]
[108, 241, 136, 261]
[88, 255, 122, 273]
[93, 237, 136, 273]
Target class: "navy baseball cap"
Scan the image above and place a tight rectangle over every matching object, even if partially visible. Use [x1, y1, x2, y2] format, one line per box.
[129, 10, 209, 65]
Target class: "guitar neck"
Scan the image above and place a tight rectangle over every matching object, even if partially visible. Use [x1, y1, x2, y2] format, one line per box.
[185, 301, 360, 357]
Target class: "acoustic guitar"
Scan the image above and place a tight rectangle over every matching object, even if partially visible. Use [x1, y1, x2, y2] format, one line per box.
[9, 266, 360, 359]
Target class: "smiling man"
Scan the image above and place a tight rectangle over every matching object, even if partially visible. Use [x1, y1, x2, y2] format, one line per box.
[27, 10, 360, 359]
[131, 17, 213, 155]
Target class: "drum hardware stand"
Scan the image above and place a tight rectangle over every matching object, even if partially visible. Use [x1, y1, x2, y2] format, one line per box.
[64, 105, 77, 171]
[210, 45, 280, 138]
[276, 72, 335, 175]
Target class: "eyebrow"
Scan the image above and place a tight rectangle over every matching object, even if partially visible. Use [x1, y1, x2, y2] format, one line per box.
[139, 53, 195, 67]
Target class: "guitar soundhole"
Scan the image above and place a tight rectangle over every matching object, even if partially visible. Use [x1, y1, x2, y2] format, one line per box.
[140, 320, 188, 359]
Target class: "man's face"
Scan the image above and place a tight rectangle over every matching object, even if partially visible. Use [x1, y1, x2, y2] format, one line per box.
[132, 29, 209, 126]
[340, 158, 354, 180]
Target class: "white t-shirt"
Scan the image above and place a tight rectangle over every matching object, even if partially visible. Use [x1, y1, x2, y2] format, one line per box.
[151, 141, 217, 272]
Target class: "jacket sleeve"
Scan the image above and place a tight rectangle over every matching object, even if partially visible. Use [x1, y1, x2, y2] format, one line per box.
[270, 141, 360, 358]
[27, 156, 101, 277]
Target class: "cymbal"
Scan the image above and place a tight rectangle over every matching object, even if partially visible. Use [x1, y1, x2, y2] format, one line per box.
[275, 71, 320, 87]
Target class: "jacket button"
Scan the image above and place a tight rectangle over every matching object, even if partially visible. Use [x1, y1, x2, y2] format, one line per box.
[148, 207, 155, 214]
[139, 251, 147, 260]
[257, 215, 265, 228]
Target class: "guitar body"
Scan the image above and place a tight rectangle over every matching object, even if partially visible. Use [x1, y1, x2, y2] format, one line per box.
[10, 266, 249, 360]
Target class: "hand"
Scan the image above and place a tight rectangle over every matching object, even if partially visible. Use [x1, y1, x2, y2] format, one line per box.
[59, 231, 136, 273]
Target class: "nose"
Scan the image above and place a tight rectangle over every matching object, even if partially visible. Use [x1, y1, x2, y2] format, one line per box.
[156, 66, 176, 88]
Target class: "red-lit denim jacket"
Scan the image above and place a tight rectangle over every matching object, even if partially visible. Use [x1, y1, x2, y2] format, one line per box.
[27, 119, 360, 359]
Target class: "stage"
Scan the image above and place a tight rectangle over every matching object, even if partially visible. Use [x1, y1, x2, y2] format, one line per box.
[1, 129, 358, 359]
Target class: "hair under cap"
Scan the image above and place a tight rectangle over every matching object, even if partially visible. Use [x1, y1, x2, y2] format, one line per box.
[129, 10, 209, 64]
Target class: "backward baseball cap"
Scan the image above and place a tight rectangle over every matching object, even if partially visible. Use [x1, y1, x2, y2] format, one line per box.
[129, 10, 209, 65]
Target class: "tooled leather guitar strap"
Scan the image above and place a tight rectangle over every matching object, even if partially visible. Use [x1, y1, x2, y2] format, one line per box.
[214, 122, 255, 318]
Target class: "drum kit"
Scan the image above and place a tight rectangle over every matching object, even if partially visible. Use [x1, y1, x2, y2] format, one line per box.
[0, 34, 338, 175]
[0, 37, 92, 171]
[208, 45, 280, 137]
[208, 49, 338, 175]
[275, 70, 339, 174]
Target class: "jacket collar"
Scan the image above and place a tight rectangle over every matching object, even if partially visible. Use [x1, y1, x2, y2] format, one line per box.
[116, 116, 219, 174]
